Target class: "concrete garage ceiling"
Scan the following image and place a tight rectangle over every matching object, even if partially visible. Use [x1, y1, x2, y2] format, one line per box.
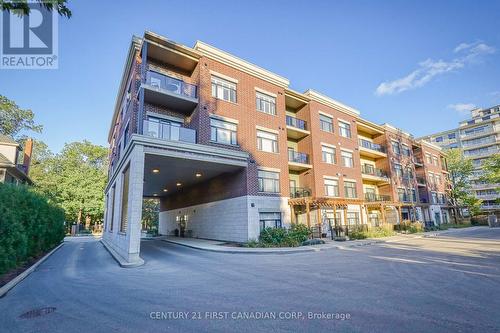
[143, 153, 243, 197]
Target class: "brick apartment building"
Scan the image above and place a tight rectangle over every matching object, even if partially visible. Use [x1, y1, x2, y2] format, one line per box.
[102, 31, 452, 265]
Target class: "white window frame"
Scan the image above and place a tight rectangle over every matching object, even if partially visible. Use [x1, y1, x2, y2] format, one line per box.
[211, 76, 237, 103]
[257, 169, 280, 193]
[338, 120, 352, 138]
[256, 91, 276, 115]
[257, 130, 279, 153]
[341, 150, 354, 168]
[321, 145, 336, 164]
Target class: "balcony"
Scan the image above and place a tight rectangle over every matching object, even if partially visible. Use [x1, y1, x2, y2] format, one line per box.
[290, 187, 312, 198]
[286, 115, 310, 140]
[358, 138, 387, 159]
[416, 177, 426, 186]
[460, 127, 493, 140]
[361, 165, 390, 184]
[364, 193, 392, 202]
[288, 150, 312, 172]
[142, 70, 198, 113]
[413, 157, 423, 167]
[143, 120, 196, 143]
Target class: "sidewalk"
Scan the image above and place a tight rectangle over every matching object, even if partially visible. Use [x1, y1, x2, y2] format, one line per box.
[162, 234, 423, 254]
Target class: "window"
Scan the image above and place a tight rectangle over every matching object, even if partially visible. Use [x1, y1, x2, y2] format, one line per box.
[256, 91, 276, 115]
[324, 178, 339, 197]
[341, 151, 354, 168]
[392, 141, 400, 155]
[257, 130, 278, 153]
[394, 163, 403, 178]
[431, 192, 438, 204]
[410, 188, 417, 202]
[344, 181, 357, 198]
[425, 153, 432, 164]
[211, 76, 236, 102]
[402, 145, 411, 157]
[338, 121, 352, 138]
[448, 133, 456, 139]
[258, 170, 280, 193]
[319, 114, 333, 132]
[435, 136, 443, 143]
[398, 188, 406, 202]
[109, 185, 115, 232]
[123, 123, 130, 148]
[210, 118, 237, 145]
[322, 145, 336, 164]
[435, 175, 441, 185]
[438, 193, 446, 204]
[432, 156, 439, 166]
[120, 165, 130, 233]
[259, 212, 282, 231]
[346, 212, 360, 225]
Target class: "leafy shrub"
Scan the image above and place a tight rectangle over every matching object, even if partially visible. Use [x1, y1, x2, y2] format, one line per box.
[349, 224, 395, 240]
[0, 183, 65, 275]
[288, 223, 311, 244]
[245, 224, 312, 248]
[395, 220, 424, 233]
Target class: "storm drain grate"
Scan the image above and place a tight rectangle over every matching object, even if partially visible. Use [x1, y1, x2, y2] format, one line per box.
[19, 307, 56, 319]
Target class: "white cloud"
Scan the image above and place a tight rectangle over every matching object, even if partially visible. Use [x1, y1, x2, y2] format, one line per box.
[375, 42, 495, 96]
[447, 103, 476, 114]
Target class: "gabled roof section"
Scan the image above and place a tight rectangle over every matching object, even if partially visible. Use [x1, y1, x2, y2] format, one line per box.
[0, 134, 19, 146]
[0, 152, 12, 165]
[194, 41, 290, 88]
[303, 89, 360, 117]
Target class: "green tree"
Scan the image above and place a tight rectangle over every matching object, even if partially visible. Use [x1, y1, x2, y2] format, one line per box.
[142, 199, 159, 234]
[0, 95, 42, 139]
[1, 0, 71, 17]
[481, 154, 500, 185]
[28, 140, 108, 230]
[446, 148, 479, 221]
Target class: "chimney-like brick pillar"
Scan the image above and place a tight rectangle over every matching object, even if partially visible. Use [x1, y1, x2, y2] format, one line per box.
[23, 138, 33, 175]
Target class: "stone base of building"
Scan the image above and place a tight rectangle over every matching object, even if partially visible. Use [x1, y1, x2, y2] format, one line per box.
[159, 195, 291, 242]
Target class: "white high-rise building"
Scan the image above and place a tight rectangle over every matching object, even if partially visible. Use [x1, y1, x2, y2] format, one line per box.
[420, 105, 500, 213]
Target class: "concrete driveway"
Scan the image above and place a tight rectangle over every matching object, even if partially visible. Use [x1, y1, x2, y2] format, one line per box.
[1, 227, 499, 332]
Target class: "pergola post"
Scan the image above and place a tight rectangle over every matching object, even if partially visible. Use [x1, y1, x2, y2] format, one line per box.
[381, 204, 386, 224]
[289, 204, 295, 224]
[359, 204, 364, 226]
[305, 201, 311, 228]
[316, 206, 322, 237]
[397, 205, 403, 224]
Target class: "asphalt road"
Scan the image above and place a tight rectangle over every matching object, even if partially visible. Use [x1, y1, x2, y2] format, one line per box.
[1, 227, 499, 333]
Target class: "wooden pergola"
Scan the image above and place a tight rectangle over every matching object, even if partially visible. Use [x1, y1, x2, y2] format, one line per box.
[288, 197, 402, 232]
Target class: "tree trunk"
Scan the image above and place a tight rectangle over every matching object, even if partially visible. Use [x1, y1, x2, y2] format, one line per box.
[77, 208, 82, 234]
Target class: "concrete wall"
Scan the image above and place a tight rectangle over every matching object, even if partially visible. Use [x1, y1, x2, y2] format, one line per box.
[103, 145, 145, 264]
[159, 195, 291, 242]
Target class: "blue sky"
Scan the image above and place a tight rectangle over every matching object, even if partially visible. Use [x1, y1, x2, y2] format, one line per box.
[1, 0, 499, 152]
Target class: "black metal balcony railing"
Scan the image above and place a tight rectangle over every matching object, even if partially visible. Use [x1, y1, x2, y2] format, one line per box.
[143, 120, 196, 143]
[146, 70, 198, 99]
[361, 165, 389, 178]
[290, 187, 312, 198]
[286, 115, 307, 131]
[358, 139, 386, 153]
[364, 193, 391, 202]
[288, 150, 310, 164]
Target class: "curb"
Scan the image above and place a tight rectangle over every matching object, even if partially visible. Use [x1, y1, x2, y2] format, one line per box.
[0, 242, 64, 298]
[163, 239, 320, 254]
[100, 239, 144, 268]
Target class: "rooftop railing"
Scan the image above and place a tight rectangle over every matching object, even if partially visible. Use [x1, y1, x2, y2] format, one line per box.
[146, 70, 198, 99]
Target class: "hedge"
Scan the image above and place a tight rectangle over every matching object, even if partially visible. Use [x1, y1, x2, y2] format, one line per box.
[0, 183, 65, 275]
